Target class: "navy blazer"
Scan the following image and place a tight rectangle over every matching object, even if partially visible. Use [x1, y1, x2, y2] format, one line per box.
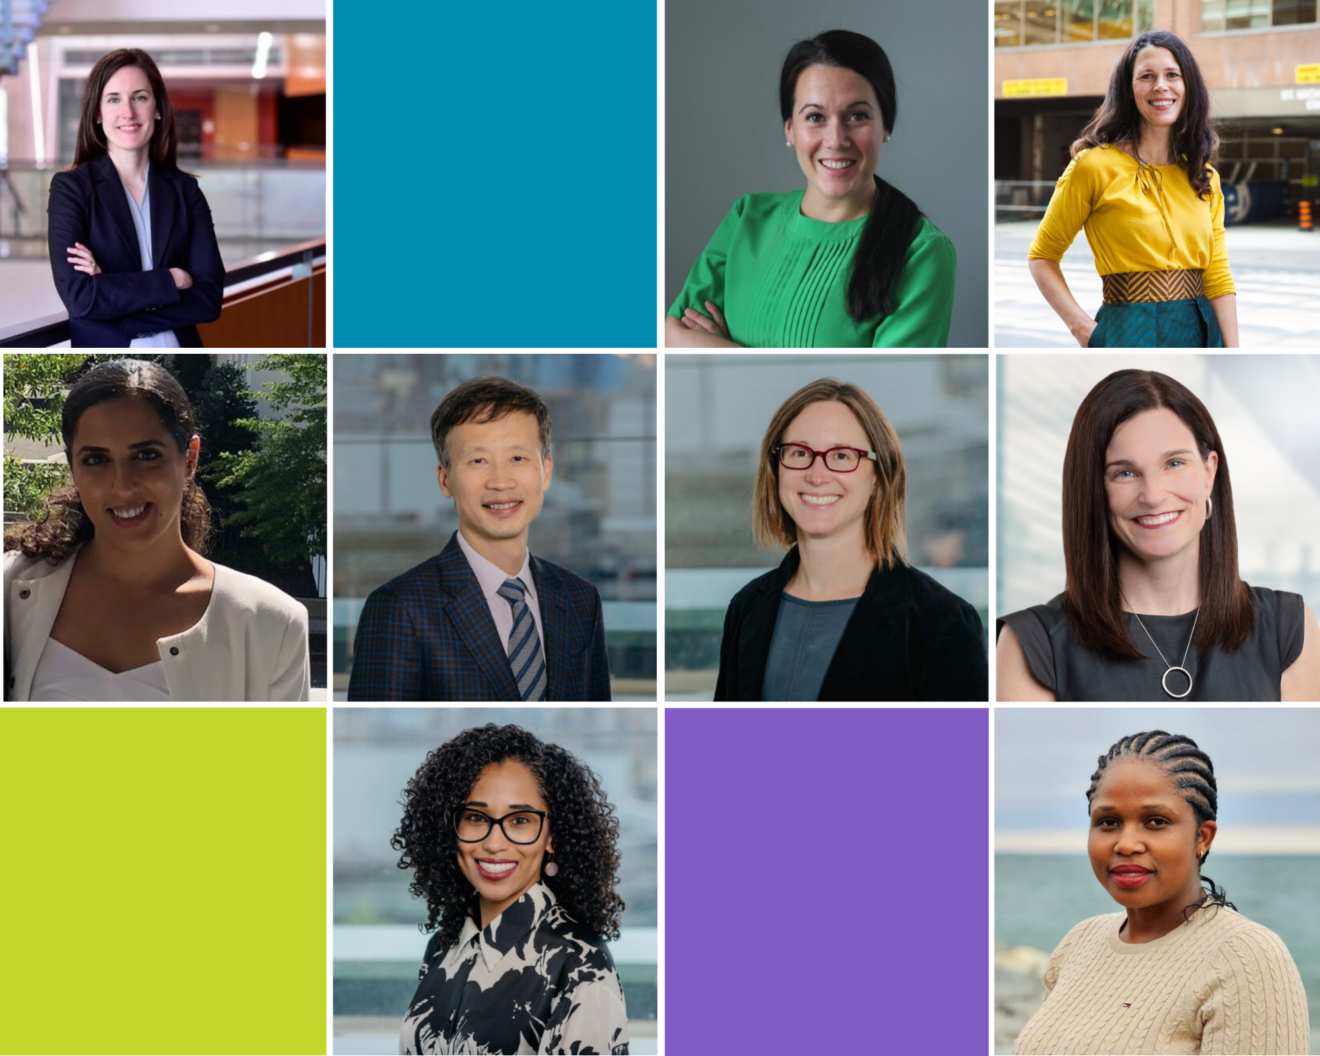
[714, 546, 988, 702]
[347, 533, 612, 702]
[46, 154, 224, 347]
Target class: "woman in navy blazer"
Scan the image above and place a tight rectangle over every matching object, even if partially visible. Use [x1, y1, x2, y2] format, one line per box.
[47, 48, 223, 348]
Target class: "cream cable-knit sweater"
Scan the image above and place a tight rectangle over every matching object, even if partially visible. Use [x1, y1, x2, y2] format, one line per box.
[1012, 905, 1310, 1055]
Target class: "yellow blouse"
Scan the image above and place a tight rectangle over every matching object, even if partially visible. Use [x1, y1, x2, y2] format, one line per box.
[1028, 144, 1235, 299]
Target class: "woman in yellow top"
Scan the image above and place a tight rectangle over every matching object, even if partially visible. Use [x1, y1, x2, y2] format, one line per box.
[1028, 31, 1238, 349]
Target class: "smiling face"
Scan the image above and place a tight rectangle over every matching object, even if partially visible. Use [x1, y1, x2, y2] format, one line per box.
[456, 760, 553, 923]
[785, 64, 884, 217]
[1088, 756, 1214, 913]
[776, 400, 876, 547]
[1131, 45, 1184, 137]
[1104, 407, 1216, 567]
[437, 411, 552, 557]
[69, 396, 198, 555]
[99, 65, 158, 155]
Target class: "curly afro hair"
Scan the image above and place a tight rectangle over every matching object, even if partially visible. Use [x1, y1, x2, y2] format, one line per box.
[391, 724, 625, 953]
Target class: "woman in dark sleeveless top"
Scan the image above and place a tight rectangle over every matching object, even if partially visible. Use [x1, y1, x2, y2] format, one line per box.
[997, 370, 1319, 702]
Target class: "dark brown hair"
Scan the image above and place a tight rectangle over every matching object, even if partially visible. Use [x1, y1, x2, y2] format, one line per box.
[73, 49, 180, 170]
[780, 30, 923, 323]
[5, 358, 211, 562]
[430, 376, 552, 469]
[1062, 369, 1251, 659]
[1071, 31, 1217, 199]
[752, 378, 906, 569]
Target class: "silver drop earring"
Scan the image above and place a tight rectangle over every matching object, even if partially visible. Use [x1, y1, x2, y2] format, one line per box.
[1206, 496, 1213, 519]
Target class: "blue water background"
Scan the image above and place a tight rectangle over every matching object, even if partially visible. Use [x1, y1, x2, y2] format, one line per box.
[997, 854, 1320, 1017]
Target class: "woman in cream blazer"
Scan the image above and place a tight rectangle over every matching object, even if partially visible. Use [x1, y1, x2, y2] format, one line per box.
[3, 357, 310, 703]
[4, 548, 308, 702]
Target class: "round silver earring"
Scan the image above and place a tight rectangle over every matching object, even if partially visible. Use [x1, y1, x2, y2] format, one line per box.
[1206, 496, 1213, 519]
[544, 854, 559, 877]
[786, 141, 792, 148]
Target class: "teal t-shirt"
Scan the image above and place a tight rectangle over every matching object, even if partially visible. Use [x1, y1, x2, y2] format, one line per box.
[669, 190, 955, 348]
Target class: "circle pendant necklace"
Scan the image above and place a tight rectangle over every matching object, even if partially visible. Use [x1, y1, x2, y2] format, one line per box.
[1123, 592, 1199, 699]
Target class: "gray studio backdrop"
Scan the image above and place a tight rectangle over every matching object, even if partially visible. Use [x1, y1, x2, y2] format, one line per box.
[665, 0, 989, 348]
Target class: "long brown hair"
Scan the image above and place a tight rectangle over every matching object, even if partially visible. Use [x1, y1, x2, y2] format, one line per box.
[5, 358, 211, 563]
[1061, 370, 1252, 660]
[73, 49, 180, 170]
[752, 378, 907, 569]
[1070, 31, 1218, 199]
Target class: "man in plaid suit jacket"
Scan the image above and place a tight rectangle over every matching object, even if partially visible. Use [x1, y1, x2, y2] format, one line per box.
[346, 378, 611, 702]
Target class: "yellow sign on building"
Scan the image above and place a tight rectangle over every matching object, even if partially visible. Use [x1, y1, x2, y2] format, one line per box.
[1003, 78, 1069, 97]
[1299, 64, 1320, 84]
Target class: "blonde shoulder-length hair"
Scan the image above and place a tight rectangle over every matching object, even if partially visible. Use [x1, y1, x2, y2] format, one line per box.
[751, 378, 907, 569]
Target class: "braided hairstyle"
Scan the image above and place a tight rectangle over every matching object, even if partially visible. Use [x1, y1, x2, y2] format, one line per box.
[1086, 730, 1234, 919]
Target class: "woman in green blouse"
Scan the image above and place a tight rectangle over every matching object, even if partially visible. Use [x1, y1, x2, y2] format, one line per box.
[666, 30, 956, 349]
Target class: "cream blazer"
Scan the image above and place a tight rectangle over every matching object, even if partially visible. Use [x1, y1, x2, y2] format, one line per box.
[3, 548, 310, 702]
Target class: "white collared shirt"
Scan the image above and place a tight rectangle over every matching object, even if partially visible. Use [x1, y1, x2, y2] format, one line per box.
[455, 529, 545, 655]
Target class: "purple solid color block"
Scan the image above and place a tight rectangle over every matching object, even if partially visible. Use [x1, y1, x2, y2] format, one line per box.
[665, 708, 989, 1052]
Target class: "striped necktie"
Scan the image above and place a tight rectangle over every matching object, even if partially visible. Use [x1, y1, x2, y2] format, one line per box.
[497, 577, 548, 701]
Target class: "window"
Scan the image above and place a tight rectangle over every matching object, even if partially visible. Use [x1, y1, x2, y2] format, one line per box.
[996, 0, 1154, 46]
[1201, 0, 1318, 29]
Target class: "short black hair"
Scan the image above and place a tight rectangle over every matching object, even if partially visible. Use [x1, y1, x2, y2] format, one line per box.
[429, 376, 552, 469]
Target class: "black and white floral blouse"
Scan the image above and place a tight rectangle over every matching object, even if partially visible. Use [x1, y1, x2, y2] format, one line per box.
[399, 883, 629, 1055]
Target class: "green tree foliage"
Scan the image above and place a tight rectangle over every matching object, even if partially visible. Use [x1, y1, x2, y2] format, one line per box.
[217, 354, 327, 566]
[2, 353, 88, 518]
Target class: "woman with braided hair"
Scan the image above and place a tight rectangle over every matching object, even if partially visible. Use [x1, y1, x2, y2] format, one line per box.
[394, 724, 629, 1055]
[1013, 730, 1310, 1055]
[997, 369, 1320, 701]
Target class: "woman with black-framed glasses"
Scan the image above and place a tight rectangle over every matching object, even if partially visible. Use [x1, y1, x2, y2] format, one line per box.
[392, 723, 629, 1055]
[713, 378, 987, 702]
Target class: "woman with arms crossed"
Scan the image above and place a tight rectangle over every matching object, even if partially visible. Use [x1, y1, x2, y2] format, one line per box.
[997, 370, 1319, 701]
[666, 30, 955, 348]
[48, 49, 223, 348]
[1029, 31, 1237, 348]
[1013, 731, 1309, 1055]
[715, 379, 985, 701]
[3, 359, 308, 702]
[394, 724, 629, 1055]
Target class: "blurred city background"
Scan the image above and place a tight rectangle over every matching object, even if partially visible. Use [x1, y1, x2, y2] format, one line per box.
[994, 0, 1320, 345]
[665, 353, 988, 700]
[0, 0, 326, 346]
[995, 707, 1320, 1054]
[332, 707, 657, 1055]
[332, 354, 657, 701]
[997, 354, 1320, 617]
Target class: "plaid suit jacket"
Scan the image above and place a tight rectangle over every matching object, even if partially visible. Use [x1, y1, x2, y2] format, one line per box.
[346, 533, 611, 702]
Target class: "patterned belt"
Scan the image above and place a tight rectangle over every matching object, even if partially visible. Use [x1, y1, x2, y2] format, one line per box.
[1102, 269, 1205, 304]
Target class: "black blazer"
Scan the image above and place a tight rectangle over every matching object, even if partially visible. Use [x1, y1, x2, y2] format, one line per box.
[713, 547, 988, 702]
[47, 154, 224, 347]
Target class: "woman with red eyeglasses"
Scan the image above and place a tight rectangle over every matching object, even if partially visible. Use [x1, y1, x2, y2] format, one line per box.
[713, 378, 986, 702]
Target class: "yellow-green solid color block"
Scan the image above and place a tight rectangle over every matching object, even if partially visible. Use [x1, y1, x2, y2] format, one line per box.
[0, 708, 326, 1055]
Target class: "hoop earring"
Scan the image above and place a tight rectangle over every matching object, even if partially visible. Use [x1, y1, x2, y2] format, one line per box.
[1206, 496, 1213, 520]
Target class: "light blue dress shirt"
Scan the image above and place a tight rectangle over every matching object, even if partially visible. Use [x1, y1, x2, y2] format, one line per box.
[120, 168, 180, 348]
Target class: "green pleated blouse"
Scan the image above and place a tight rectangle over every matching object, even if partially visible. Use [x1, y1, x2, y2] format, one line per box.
[668, 190, 956, 348]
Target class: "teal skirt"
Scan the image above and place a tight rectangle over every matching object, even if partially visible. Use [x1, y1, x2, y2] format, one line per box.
[1088, 295, 1224, 348]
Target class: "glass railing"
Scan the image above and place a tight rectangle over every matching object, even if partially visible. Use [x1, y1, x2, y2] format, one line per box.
[0, 159, 325, 246]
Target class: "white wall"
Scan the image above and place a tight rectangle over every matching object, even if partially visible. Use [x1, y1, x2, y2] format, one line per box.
[48, 0, 325, 21]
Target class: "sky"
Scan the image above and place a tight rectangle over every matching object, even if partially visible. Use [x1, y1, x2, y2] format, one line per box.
[996, 708, 1320, 852]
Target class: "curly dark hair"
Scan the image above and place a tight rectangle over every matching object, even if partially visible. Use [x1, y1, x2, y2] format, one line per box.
[4, 357, 211, 562]
[1071, 31, 1218, 200]
[391, 724, 624, 954]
